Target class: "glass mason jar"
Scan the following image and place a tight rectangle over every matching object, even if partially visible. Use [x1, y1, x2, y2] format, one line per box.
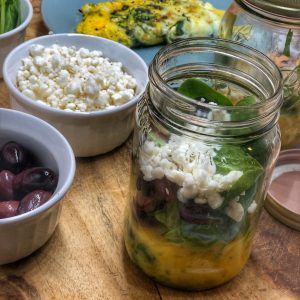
[124, 38, 283, 290]
[219, 0, 300, 149]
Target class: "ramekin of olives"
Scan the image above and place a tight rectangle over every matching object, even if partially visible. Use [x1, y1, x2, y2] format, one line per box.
[0, 108, 75, 265]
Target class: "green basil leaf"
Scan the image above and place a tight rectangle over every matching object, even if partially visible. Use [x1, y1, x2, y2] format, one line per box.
[178, 78, 233, 106]
[214, 145, 264, 201]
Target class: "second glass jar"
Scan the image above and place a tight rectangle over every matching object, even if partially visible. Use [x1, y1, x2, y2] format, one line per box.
[220, 0, 300, 149]
[124, 38, 283, 290]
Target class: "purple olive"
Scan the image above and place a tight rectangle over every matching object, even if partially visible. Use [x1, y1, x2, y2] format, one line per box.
[0, 170, 15, 201]
[0, 142, 28, 173]
[138, 177, 177, 203]
[13, 167, 58, 197]
[17, 190, 52, 214]
[135, 194, 158, 213]
[0, 201, 20, 219]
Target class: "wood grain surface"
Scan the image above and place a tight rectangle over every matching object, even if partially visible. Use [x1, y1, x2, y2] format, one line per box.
[0, 1, 299, 299]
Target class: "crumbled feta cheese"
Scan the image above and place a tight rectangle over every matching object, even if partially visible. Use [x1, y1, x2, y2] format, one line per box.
[194, 197, 208, 204]
[225, 199, 244, 222]
[139, 134, 244, 212]
[207, 109, 231, 121]
[207, 192, 224, 209]
[16, 44, 137, 112]
[29, 44, 44, 57]
[247, 201, 257, 214]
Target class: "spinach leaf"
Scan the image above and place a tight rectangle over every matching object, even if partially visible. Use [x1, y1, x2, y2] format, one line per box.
[153, 200, 180, 229]
[283, 29, 293, 57]
[180, 219, 240, 245]
[163, 227, 184, 243]
[175, 20, 185, 36]
[230, 95, 257, 122]
[239, 182, 259, 211]
[178, 78, 233, 106]
[0, 0, 20, 34]
[242, 137, 269, 167]
[135, 243, 156, 264]
[214, 145, 263, 201]
[153, 201, 184, 243]
[0, 0, 6, 34]
[154, 200, 241, 245]
[148, 131, 165, 147]
[131, 7, 153, 22]
[236, 95, 256, 106]
[177, 78, 258, 122]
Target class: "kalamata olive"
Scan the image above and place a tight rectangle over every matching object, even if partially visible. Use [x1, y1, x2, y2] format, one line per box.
[136, 194, 158, 213]
[0, 170, 15, 201]
[0, 201, 20, 219]
[17, 190, 52, 214]
[161, 178, 177, 203]
[138, 177, 177, 202]
[0, 142, 28, 173]
[13, 167, 58, 197]
[179, 202, 223, 225]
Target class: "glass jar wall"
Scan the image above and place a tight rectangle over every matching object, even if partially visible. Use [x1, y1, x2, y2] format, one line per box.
[124, 38, 283, 290]
[220, 0, 300, 149]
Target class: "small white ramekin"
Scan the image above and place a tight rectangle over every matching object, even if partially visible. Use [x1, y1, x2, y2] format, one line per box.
[3, 33, 148, 157]
[0, 108, 75, 265]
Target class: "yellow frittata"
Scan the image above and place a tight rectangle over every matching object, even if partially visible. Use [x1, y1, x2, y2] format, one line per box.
[76, 0, 224, 47]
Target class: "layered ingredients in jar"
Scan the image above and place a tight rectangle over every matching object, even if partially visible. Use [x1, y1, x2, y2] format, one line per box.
[125, 79, 271, 290]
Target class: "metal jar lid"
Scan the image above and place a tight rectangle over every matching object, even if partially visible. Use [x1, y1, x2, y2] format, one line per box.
[242, 0, 300, 23]
[265, 149, 300, 231]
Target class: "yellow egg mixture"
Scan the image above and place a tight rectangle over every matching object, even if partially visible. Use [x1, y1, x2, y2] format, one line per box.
[125, 215, 254, 290]
[76, 0, 224, 47]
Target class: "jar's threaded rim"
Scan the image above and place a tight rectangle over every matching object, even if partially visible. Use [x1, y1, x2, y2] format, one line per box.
[239, 0, 300, 24]
[148, 38, 283, 138]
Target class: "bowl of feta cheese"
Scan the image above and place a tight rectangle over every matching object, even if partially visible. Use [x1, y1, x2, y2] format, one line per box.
[3, 33, 148, 157]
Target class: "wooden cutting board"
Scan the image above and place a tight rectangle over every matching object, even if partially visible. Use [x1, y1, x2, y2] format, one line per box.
[0, 1, 299, 299]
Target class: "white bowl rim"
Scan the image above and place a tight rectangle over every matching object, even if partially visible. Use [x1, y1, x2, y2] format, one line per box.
[3, 33, 149, 118]
[0, 0, 33, 40]
[0, 108, 76, 225]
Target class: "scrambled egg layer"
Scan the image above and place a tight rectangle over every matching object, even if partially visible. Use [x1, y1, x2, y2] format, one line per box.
[124, 215, 253, 290]
[76, 0, 224, 47]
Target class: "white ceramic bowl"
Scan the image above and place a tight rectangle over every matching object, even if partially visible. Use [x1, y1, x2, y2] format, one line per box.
[3, 33, 148, 157]
[0, 0, 33, 78]
[0, 108, 75, 265]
